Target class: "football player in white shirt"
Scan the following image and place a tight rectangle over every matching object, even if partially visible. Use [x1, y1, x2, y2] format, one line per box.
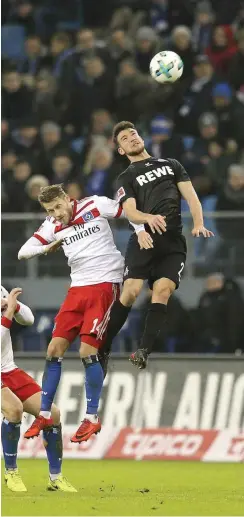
[18, 183, 146, 443]
[1, 286, 76, 492]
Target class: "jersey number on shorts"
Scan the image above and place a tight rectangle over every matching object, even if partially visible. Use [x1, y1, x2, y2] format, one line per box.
[178, 262, 185, 282]
[90, 318, 99, 334]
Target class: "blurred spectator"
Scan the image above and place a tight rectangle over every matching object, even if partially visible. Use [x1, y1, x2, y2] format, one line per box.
[8, 2, 36, 34]
[107, 29, 133, 73]
[148, 114, 184, 162]
[85, 147, 115, 197]
[228, 29, 244, 91]
[135, 26, 161, 74]
[25, 174, 49, 212]
[2, 149, 18, 174]
[206, 25, 237, 75]
[2, 69, 34, 125]
[150, 0, 169, 37]
[115, 58, 152, 122]
[50, 152, 78, 185]
[67, 56, 115, 132]
[195, 273, 244, 352]
[65, 182, 83, 200]
[11, 118, 40, 161]
[76, 28, 109, 63]
[5, 159, 33, 212]
[211, 83, 244, 144]
[177, 55, 216, 135]
[19, 34, 46, 76]
[170, 25, 195, 80]
[42, 32, 72, 78]
[34, 70, 59, 123]
[216, 164, 244, 223]
[38, 121, 70, 177]
[192, 1, 214, 54]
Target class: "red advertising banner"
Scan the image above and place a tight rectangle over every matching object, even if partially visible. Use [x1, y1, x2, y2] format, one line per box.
[106, 428, 219, 461]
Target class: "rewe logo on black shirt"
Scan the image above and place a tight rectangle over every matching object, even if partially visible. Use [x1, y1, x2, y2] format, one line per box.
[136, 166, 174, 186]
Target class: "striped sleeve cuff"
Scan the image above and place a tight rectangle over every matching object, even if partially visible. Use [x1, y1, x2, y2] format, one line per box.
[1, 316, 12, 329]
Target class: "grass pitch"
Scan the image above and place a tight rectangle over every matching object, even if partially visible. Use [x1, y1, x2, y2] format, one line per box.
[2, 459, 244, 516]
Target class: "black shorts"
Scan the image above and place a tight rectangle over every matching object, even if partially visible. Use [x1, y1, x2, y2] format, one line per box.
[124, 232, 187, 289]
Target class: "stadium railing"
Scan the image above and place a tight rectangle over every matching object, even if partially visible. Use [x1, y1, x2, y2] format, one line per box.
[2, 211, 244, 280]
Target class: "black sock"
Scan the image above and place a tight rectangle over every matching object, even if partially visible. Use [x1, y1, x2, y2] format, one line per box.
[103, 300, 131, 354]
[140, 303, 167, 355]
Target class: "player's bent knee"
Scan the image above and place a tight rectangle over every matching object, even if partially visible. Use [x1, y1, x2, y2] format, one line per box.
[51, 404, 60, 425]
[79, 342, 98, 359]
[5, 403, 23, 423]
[47, 338, 68, 358]
[152, 280, 175, 303]
[121, 279, 143, 305]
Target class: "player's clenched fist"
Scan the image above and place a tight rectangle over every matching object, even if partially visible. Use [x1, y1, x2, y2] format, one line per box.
[45, 239, 63, 254]
[137, 230, 154, 250]
[145, 214, 167, 235]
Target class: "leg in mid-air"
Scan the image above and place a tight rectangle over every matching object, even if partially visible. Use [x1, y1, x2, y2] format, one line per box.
[130, 277, 175, 369]
[99, 278, 144, 370]
[24, 337, 68, 439]
[70, 340, 103, 443]
[71, 283, 119, 443]
[1, 386, 26, 492]
[23, 391, 76, 492]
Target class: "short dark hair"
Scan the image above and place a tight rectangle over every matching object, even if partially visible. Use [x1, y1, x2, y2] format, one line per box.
[112, 121, 135, 145]
[38, 183, 67, 204]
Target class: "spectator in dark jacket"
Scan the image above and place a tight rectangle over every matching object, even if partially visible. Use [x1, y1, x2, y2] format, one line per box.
[211, 83, 244, 145]
[2, 69, 34, 125]
[19, 34, 47, 76]
[135, 26, 161, 74]
[192, 0, 214, 54]
[195, 273, 244, 353]
[148, 114, 184, 162]
[170, 25, 196, 81]
[216, 164, 244, 239]
[50, 151, 79, 185]
[228, 29, 244, 91]
[176, 54, 216, 135]
[67, 56, 115, 133]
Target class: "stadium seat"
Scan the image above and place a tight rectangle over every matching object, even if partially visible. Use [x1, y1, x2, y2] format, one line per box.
[1, 25, 26, 60]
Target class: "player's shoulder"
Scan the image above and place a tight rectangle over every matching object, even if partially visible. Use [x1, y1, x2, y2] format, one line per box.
[117, 163, 134, 181]
[76, 196, 97, 208]
[165, 157, 183, 168]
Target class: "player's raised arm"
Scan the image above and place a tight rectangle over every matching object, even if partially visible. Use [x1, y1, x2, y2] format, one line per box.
[1, 288, 22, 344]
[177, 181, 214, 238]
[1, 286, 34, 325]
[18, 219, 62, 260]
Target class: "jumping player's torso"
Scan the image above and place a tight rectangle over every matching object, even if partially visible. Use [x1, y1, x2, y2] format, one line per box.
[34, 197, 124, 287]
[117, 158, 190, 232]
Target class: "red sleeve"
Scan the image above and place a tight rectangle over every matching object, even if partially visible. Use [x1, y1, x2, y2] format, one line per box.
[1, 316, 12, 328]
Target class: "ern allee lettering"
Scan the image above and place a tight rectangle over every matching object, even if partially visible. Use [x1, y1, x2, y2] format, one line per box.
[63, 224, 100, 245]
[136, 166, 174, 186]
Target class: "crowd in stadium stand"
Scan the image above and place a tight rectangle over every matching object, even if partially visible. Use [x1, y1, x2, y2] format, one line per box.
[2, 0, 244, 353]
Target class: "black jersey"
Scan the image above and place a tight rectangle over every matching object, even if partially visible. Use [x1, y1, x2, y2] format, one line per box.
[116, 157, 190, 232]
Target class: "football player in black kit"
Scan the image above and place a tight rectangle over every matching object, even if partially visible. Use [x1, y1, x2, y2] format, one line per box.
[102, 121, 214, 370]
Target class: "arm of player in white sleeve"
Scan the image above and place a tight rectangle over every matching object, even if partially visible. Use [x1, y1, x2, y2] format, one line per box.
[1, 317, 12, 346]
[94, 196, 145, 233]
[18, 218, 55, 260]
[14, 302, 34, 326]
